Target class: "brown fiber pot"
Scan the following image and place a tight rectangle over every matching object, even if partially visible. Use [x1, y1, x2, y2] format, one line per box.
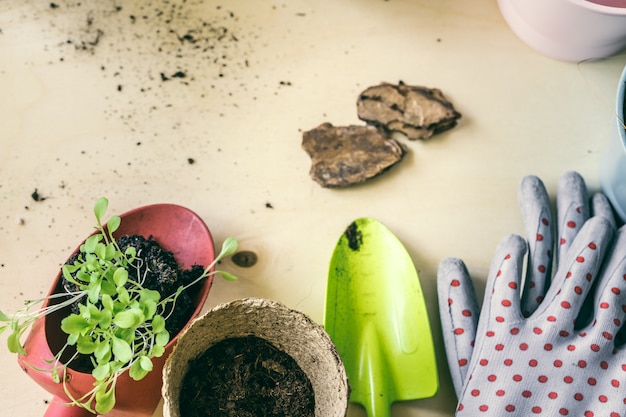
[162, 297, 349, 417]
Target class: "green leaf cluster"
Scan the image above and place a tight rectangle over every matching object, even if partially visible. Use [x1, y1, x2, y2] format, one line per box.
[0, 198, 238, 414]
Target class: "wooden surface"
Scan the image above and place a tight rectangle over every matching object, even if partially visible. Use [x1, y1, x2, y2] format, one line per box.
[1, 1, 625, 416]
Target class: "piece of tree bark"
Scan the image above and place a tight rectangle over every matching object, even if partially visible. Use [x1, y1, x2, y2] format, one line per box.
[357, 82, 461, 140]
[302, 123, 406, 188]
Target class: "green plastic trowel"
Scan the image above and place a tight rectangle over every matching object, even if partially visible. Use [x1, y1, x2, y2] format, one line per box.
[324, 218, 438, 417]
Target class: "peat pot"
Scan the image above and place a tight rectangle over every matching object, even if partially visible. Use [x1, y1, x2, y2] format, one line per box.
[162, 297, 350, 417]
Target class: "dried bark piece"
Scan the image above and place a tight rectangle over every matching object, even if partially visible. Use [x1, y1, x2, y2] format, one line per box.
[357, 82, 462, 140]
[302, 123, 406, 188]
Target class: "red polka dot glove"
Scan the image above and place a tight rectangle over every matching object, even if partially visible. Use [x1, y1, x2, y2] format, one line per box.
[438, 172, 615, 397]
[440, 216, 626, 416]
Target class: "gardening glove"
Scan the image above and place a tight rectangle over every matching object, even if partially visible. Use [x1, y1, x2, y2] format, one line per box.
[438, 171, 615, 396]
[442, 215, 626, 416]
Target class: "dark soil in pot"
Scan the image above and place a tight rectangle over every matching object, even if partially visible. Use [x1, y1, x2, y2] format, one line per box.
[179, 335, 315, 417]
[58, 234, 205, 372]
[114, 234, 204, 335]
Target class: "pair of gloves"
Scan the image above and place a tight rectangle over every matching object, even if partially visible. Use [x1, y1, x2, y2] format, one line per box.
[438, 171, 626, 416]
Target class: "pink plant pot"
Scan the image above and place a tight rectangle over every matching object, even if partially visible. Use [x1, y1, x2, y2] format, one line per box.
[18, 204, 216, 417]
[498, 0, 626, 61]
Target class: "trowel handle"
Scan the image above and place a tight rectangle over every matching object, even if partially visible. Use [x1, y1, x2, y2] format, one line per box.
[362, 360, 391, 417]
[44, 398, 95, 417]
[358, 325, 391, 417]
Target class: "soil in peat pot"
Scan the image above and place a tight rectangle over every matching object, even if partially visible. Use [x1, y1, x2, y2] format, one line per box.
[61, 234, 205, 372]
[179, 335, 315, 417]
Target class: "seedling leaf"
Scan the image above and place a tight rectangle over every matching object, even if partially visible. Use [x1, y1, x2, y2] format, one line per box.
[94, 340, 110, 361]
[101, 294, 114, 311]
[94, 198, 108, 226]
[151, 315, 165, 333]
[155, 330, 170, 347]
[76, 337, 97, 355]
[220, 237, 239, 257]
[88, 282, 102, 304]
[93, 363, 110, 381]
[129, 359, 149, 380]
[0, 311, 10, 322]
[124, 246, 136, 261]
[151, 345, 165, 358]
[113, 268, 128, 288]
[95, 243, 107, 261]
[129, 355, 153, 380]
[139, 355, 153, 372]
[95, 385, 116, 415]
[107, 215, 121, 234]
[139, 288, 160, 303]
[113, 309, 145, 329]
[219, 270, 238, 281]
[67, 333, 79, 346]
[104, 243, 116, 261]
[83, 234, 102, 254]
[111, 336, 132, 363]
[7, 331, 25, 354]
[118, 287, 130, 305]
[61, 314, 90, 335]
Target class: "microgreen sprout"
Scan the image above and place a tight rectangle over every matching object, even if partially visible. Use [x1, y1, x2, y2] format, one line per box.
[0, 198, 238, 414]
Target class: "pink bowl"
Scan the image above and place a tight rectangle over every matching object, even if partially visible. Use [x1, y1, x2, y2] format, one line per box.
[498, 0, 626, 61]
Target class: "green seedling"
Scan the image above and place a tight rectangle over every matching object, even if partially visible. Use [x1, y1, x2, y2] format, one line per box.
[0, 197, 238, 414]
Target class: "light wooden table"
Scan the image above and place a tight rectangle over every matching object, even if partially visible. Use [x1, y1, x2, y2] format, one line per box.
[1, 1, 625, 416]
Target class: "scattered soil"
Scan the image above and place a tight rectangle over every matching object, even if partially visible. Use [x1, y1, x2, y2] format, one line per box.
[60, 234, 205, 372]
[179, 335, 315, 417]
[30, 189, 48, 202]
[1, 0, 263, 160]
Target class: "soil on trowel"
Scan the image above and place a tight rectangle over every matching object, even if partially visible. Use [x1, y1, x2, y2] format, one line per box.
[345, 221, 363, 251]
[179, 335, 315, 417]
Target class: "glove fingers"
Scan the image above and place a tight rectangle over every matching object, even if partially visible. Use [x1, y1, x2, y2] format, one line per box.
[479, 234, 527, 326]
[437, 257, 480, 397]
[592, 192, 617, 228]
[538, 216, 614, 328]
[556, 171, 590, 264]
[518, 175, 553, 317]
[588, 226, 626, 340]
